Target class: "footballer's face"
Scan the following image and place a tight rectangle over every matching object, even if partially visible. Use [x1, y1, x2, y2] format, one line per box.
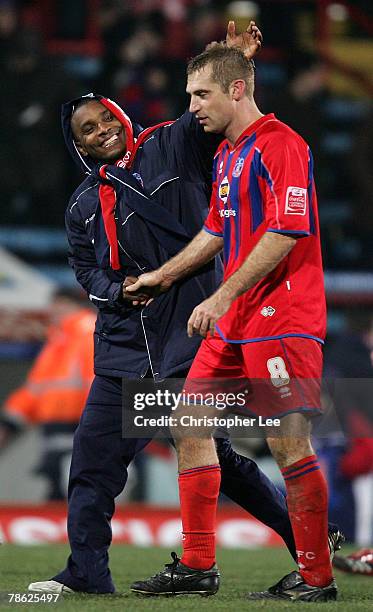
[71, 100, 126, 162]
[187, 65, 234, 135]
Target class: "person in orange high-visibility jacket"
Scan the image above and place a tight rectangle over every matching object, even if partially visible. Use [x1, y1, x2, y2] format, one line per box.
[0, 290, 95, 500]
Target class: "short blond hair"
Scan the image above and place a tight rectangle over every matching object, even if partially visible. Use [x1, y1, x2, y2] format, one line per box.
[187, 43, 255, 96]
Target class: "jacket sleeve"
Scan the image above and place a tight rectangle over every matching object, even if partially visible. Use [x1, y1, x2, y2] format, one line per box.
[65, 197, 125, 311]
[164, 111, 222, 183]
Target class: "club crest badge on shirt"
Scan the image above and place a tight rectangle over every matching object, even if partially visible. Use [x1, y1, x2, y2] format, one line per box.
[219, 176, 230, 204]
[232, 157, 244, 178]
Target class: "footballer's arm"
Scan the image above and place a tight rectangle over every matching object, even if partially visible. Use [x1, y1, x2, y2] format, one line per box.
[126, 229, 223, 295]
[187, 232, 296, 337]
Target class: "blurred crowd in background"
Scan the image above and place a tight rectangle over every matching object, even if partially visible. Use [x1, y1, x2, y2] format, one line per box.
[0, 0, 372, 270]
[0, 0, 372, 545]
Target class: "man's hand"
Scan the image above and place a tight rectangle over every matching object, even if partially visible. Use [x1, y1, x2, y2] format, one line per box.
[187, 289, 233, 338]
[125, 270, 173, 300]
[122, 276, 155, 306]
[226, 20, 262, 59]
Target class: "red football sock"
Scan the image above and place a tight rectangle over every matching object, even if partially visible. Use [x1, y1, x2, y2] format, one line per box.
[178, 464, 221, 570]
[282, 454, 332, 587]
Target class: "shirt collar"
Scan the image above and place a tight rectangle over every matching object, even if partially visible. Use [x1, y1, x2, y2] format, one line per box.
[231, 113, 276, 149]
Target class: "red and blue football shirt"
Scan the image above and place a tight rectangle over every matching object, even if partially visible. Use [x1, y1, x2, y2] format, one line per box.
[203, 113, 326, 344]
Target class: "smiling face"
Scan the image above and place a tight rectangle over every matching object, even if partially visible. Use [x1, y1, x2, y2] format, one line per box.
[71, 100, 126, 162]
[186, 65, 234, 135]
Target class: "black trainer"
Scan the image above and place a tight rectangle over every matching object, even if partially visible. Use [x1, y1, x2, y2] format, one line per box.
[328, 525, 345, 560]
[247, 570, 337, 602]
[130, 552, 220, 597]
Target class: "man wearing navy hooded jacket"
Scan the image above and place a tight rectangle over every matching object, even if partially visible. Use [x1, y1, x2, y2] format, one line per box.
[28, 24, 342, 596]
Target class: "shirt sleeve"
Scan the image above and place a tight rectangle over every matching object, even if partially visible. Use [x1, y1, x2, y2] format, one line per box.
[203, 157, 224, 237]
[258, 132, 313, 236]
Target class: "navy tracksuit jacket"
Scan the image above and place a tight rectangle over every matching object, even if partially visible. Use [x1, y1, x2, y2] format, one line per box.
[54, 94, 294, 592]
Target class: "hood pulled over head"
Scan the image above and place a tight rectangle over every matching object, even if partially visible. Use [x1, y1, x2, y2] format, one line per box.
[61, 93, 143, 173]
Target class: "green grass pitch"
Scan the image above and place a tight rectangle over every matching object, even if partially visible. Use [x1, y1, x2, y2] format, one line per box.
[1, 544, 372, 611]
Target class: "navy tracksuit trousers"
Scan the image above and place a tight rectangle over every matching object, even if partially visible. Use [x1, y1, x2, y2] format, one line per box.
[54, 375, 295, 593]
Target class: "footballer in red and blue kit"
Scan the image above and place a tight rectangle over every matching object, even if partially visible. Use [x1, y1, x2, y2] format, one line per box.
[186, 113, 326, 418]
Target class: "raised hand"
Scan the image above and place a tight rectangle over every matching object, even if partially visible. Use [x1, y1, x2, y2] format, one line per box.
[226, 20, 262, 59]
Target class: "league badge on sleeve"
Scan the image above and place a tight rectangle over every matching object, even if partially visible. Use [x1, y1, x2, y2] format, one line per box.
[285, 186, 307, 215]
